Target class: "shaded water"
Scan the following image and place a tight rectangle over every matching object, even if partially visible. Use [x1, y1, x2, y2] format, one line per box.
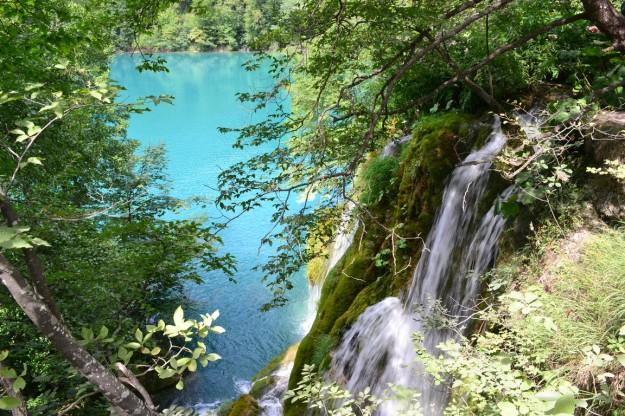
[110, 53, 309, 413]
[331, 118, 512, 415]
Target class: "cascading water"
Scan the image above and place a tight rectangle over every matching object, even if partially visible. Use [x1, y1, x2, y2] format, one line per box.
[256, 204, 357, 416]
[257, 362, 294, 416]
[301, 202, 356, 334]
[331, 117, 513, 415]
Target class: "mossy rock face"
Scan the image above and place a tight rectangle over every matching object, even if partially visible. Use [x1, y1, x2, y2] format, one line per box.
[250, 376, 274, 399]
[218, 401, 234, 416]
[227, 395, 259, 416]
[253, 343, 298, 383]
[224, 343, 299, 413]
[285, 112, 495, 416]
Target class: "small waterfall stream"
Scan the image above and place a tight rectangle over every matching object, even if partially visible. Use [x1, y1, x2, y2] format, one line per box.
[331, 118, 512, 415]
[258, 203, 356, 415]
[301, 202, 357, 334]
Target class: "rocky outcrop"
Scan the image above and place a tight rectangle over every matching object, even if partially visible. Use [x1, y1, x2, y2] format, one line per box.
[586, 111, 625, 221]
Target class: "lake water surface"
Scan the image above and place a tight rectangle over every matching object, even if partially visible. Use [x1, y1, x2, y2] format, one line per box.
[110, 53, 308, 413]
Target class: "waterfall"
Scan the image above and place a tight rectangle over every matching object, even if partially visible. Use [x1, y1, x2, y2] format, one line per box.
[258, 362, 294, 416]
[301, 202, 356, 334]
[331, 117, 512, 415]
[257, 203, 356, 416]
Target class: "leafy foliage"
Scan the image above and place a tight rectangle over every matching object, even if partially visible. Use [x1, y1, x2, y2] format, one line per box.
[284, 364, 381, 416]
[134, 0, 287, 52]
[78, 306, 224, 392]
[0, 351, 26, 411]
[0, 0, 234, 414]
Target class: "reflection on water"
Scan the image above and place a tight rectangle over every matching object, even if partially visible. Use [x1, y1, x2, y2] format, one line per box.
[110, 53, 308, 409]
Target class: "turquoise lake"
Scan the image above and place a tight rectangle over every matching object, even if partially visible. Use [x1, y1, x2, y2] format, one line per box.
[110, 53, 309, 412]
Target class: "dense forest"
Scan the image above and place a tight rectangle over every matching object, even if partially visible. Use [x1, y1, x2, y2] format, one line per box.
[3, 0, 625, 416]
[124, 0, 290, 52]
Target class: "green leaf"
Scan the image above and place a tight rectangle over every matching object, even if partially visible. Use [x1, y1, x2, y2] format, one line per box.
[12, 376, 25, 392]
[543, 317, 557, 332]
[175, 379, 184, 390]
[546, 394, 576, 415]
[98, 326, 108, 339]
[210, 326, 225, 334]
[205, 353, 221, 362]
[0, 367, 16, 378]
[39, 102, 59, 113]
[498, 402, 518, 416]
[135, 328, 143, 343]
[25, 83, 44, 91]
[54, 59, 69, 69]
[173, 306, 184, 327]
[536, 391, 561, 401]
[81, 327, 93, 341]
[31, 237, 50, 247]
[125, 342, 141, 350]
[19, 157, 43, 169]
[0, 227, 33, 250]
[176, 357, 191, 367]
[89, 90, 103, 101]
[187, 359, 197, 372]
[117, 346, 128, 358]
[0, 396, 21, 410]
[157, 368, 176, 379]
[0, 351, 8, 362]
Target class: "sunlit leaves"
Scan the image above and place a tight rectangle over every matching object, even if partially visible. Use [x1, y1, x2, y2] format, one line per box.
[0, 351, 26, 410]
[285, 364, 382, 415]
[78, 306, 224, 389]
[0, 397, 21, 411]
[0, 226, 50, 250]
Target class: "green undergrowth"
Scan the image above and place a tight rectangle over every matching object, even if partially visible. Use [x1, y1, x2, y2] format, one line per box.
[285, 112, 497, 416]
[482, 218, 625, 415]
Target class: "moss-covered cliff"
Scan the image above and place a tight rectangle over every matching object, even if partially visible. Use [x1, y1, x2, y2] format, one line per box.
[285, 112, 497, 415]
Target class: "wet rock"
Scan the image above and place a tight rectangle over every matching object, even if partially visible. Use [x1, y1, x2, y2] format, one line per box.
[585, 111, 625, 221]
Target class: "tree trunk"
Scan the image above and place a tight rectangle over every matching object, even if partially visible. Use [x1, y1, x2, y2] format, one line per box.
[582, 0, 625, 52]
[0, 199, 61, 319]
[0, 255, 156, 416]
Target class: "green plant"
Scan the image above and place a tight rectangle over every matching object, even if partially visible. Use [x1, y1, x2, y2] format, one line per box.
[78, 306, 224, 391]
[359, 157, 400, 207]
[0, 351, 26, 411]
[284, 365, 381, 416]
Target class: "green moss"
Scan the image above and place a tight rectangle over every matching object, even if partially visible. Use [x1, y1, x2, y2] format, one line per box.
[250, 376, 273, 399]
[218, 401, 234, 416]
[254, 343, 299, 382]
[310, 333, 337, 371]
[332, 277, 396, 334]
[227, 395, 259, 416]
[359, 156, 400, 206]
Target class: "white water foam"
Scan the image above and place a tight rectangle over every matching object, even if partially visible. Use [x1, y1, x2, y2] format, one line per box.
[301, 202, 356, 334]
